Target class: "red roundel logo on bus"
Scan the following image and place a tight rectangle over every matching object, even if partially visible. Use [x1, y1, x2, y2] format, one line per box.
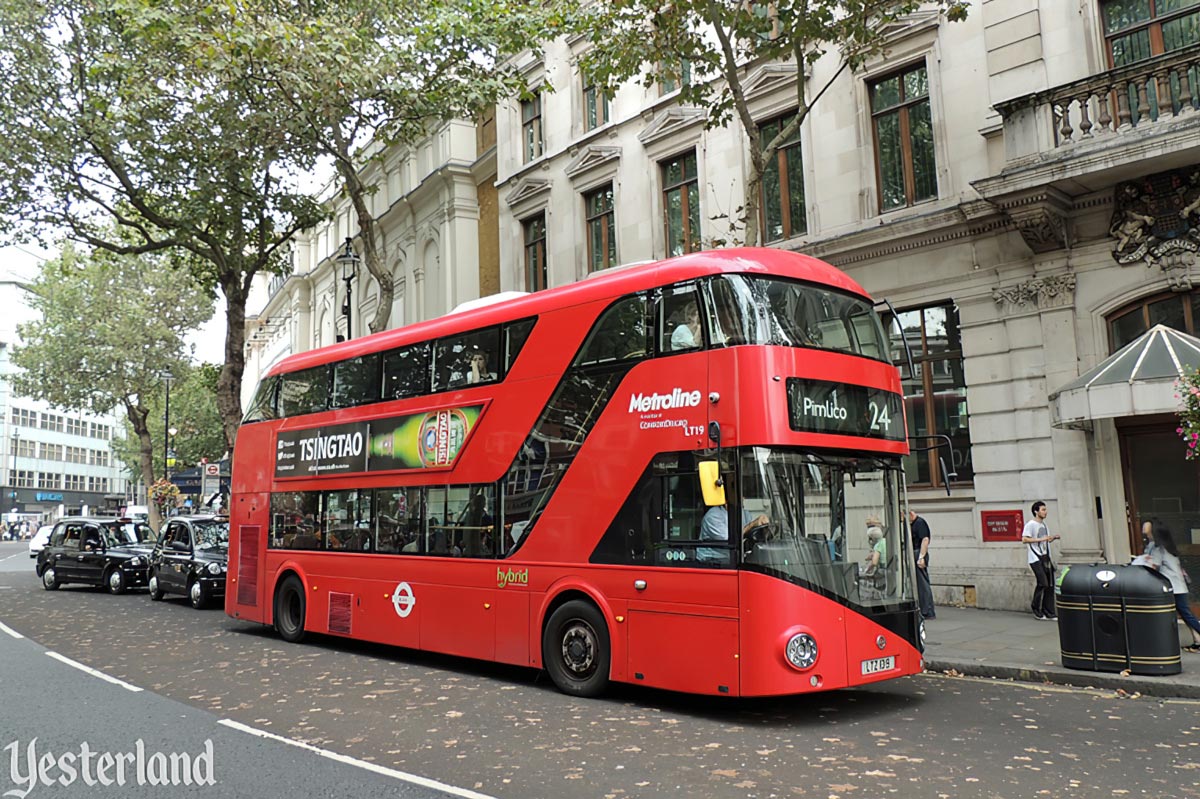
[418, 409, 470, 467]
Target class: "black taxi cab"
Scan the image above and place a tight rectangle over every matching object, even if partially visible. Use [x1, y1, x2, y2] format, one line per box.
[35, 517, 157, 594]
[148, 514, 228, 608]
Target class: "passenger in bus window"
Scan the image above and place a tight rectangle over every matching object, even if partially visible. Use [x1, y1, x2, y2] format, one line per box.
[670, 304, 701, 350]
[466, 352, 496, 384]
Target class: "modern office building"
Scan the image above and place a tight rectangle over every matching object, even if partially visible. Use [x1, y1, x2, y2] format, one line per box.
[0, 278, 130, 524]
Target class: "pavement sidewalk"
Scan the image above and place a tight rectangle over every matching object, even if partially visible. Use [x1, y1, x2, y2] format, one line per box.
[921, 605, 1200, 699]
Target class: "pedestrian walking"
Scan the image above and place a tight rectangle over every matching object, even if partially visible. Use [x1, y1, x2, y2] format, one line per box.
[909, 509, 935, 619]
[1021, 500, 1059, 620]
[1146, 526, 1200, 653]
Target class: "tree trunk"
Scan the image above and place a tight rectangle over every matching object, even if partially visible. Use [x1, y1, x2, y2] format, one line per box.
[215, 271, 249, 455]
[333, 135, 395, 336]
[124, 399, 160, 531]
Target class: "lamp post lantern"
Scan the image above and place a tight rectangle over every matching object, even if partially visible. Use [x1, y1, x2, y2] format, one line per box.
[337, 237, 360, 341]
[167, 426, 178, 478]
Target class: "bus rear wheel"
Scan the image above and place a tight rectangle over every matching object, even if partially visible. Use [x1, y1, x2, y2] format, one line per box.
[543, 600, 610, 698]
[274, 575, 307, 643]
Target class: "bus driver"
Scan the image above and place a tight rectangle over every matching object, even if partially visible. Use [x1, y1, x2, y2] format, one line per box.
[698, 481, 769, 563]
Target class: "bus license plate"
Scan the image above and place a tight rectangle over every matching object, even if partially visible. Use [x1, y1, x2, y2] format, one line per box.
[861, 656, 895, 675]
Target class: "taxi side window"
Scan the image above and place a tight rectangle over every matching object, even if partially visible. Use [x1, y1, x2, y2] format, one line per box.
[60, 523, 82, 550]
[165, 522, 189, 548]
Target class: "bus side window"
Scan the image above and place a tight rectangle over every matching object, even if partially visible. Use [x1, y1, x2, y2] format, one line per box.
[589, 462, 659, 565]
[504, 318, 536, 374]
[243, 375, 280, 423]
[331, 353, 381, 409]
[382, 342, 430, 401]
[279, 365, 331, 417]
[574, 294, 648, 366]
[434, 328, 502, 392]
[658, 286, 702, 353]
[704, 276, 752, 347]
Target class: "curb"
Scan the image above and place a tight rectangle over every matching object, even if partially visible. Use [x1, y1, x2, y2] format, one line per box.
[925, 658, 1200, 700]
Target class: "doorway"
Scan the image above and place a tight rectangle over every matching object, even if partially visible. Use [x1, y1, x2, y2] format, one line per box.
[1119, 418, 1200, 611]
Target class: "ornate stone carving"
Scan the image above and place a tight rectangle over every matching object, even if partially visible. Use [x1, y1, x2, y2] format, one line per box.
[1110, 166, 1200, 292]
[992, 274, 1077, 310]
[1009, 205, 1068, 253]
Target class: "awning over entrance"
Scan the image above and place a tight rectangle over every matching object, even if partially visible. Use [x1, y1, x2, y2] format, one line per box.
[1051, 325, 1200, 430]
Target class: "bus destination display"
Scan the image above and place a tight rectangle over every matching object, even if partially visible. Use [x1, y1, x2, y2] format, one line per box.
[786, 379, 904, 441]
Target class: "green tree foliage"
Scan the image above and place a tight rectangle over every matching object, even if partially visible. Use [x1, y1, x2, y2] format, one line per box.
[0, 0, 328, 451]
[112, 363, 226, 487]
[12, 243, 213, 529]
[572, 0, 969, 246]
[203, 0, 563, 335]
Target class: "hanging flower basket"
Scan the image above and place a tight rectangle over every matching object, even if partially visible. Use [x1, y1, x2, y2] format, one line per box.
[1176, 367, 1200, 459]
[149, 478, 181, 513]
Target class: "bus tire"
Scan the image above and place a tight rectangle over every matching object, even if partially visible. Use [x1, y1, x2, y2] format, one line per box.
[274, 575, 307, 643]
[542, 600, 610, 698]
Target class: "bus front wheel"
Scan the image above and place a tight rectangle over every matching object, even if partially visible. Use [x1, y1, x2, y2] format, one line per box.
[543, 600, 610, 698]
[274, 575, 307, 643]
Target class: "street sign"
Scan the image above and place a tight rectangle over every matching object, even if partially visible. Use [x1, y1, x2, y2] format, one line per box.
[204, 463, 219, 477]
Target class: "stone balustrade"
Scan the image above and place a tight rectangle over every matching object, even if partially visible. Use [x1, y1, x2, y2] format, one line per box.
[996, 45, 1200, 161]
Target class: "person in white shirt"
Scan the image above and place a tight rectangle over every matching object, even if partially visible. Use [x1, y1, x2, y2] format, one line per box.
[670, 304, 701, 351]
[1021, 500, 1060, 620]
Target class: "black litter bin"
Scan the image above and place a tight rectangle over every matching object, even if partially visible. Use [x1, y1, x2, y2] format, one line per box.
[1056, 564, 1180, 675]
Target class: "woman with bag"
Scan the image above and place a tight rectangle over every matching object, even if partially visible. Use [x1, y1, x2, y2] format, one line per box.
[1021, 500, 1059, 620]
[1146, 526, 1200, 653]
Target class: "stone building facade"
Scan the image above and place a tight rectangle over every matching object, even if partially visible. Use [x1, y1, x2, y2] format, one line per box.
[491, 1, 1200, 610]
[243, 117, 499, 395]
[243, 0, 1200, 611]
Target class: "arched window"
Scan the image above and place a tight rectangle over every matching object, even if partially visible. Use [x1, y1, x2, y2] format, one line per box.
[1107, 290, 1200, 352]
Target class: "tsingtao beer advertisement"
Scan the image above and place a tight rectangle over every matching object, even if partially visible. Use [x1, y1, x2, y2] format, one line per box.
[786, 379, 905, 441]
[274, 405, 483, 478]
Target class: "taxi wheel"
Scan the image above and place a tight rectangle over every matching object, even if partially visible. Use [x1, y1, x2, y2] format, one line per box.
[274, 575, 307, 643]
[148, 572, 164, 601]
[106, 567, 127, 595]
[41, 566, 59, 591]
[542, 600, 610, 698]
[189, 578, 209, 610]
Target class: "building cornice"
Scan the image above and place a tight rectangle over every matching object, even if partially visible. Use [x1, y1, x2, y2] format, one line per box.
[801, 200, 1012, 266]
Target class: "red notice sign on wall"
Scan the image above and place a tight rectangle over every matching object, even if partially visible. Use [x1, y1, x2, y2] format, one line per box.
[981, 510, 1024, 542]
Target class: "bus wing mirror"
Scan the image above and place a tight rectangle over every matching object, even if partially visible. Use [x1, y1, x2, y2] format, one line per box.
[699, 460, 725, 506]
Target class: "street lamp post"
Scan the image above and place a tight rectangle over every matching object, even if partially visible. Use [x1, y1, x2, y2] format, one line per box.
[160, 370, 174, 478]
[167, 426, 178, 478]
[337, 237, 360, 341]
[9, 429, 18, 510]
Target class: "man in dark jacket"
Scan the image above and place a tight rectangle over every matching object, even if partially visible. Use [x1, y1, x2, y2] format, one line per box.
[909, 509, 935, 619]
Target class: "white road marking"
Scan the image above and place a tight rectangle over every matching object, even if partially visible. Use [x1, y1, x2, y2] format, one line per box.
[1, 551, 26, 562]
[0, 620, 24, 639]
[45, 651, 144, 692]
[218, 719, 498, 799]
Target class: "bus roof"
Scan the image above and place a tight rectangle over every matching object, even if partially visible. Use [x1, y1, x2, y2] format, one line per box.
[268, 247, 869, 377]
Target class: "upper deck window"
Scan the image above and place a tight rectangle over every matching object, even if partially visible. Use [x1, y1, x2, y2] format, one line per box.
[574, 294, 649, 367]
[703, 275, 890, 361]
[279, 365, 330, 417]
[331, 352, 381, 408]
[433, 328, 503, 392]
[243, 375, 280, 423]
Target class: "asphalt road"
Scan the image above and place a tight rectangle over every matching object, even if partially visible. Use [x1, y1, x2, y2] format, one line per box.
[2, 540, 1199, 799]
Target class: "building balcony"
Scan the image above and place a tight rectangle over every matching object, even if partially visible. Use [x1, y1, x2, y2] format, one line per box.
[974, 45, 1200, 254]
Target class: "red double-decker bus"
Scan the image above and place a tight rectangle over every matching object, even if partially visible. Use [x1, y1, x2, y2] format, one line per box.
[227, 247, 923, 697]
